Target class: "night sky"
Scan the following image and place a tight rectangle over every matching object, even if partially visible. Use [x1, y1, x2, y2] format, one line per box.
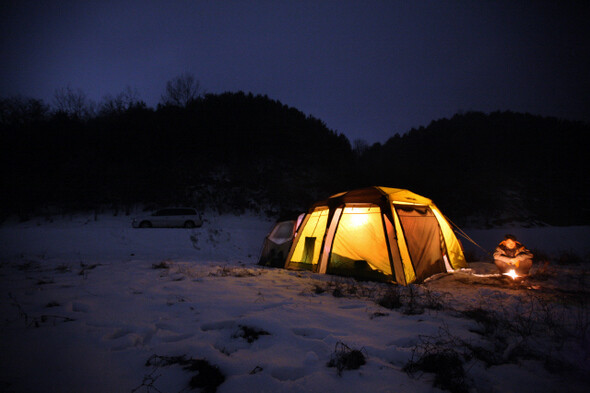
[2, 1, 589, 143]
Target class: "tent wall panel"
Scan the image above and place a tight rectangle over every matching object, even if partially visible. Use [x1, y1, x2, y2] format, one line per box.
[391, 206, 417, 284]
[395, 206, 445, 282]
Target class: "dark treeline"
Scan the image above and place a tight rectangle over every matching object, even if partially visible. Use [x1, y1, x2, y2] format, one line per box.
[1, 91, 352, 219]
[1, 92, 589, 226]
[354, 111, 590, 226]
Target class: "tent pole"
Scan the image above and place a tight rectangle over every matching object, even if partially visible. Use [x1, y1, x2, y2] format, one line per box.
[443, 214, 491, 257]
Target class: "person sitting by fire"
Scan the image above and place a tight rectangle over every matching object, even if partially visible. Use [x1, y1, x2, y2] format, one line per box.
[493, 234, 533, 277]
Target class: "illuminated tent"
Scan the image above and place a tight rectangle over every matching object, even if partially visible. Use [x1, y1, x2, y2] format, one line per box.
[284, 187, 467, 284]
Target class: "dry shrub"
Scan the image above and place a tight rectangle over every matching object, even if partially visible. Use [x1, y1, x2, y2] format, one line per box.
[142, 354, 225, 393]
[208, 266, 259, 277]
[151, 261, 170, 269]
[377, 286, 402, 309]
[327, 341, 367, 376]
[232, 325, 270, 343]
[312, 284, 326, 294]
[55, 263, 71, 273]
[405, 350, 468, 393]
[461, 307, 498, 336]
[404, 326, 470, 393]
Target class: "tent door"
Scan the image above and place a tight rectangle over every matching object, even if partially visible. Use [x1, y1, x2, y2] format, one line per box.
[324, 205, 393, 280]
[285, 207, 330, 271]
[302, 237, 316, 264]
[395, 205, 445, 282]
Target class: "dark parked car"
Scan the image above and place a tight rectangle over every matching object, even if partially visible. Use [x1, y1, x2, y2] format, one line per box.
[132, 208, 203, 228]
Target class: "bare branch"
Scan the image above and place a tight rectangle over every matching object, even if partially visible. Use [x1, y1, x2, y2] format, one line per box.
[53, 86, 94, 119]
[160, 73, 202, 107]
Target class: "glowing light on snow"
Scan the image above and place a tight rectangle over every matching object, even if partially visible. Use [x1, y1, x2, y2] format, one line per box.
[504, 269, 519, 279]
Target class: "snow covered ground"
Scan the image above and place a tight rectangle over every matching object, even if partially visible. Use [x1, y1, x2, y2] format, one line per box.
[1, 212, 589, 393]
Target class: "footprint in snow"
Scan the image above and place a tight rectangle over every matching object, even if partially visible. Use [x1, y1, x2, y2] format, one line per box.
[106, 327, 154, 350]
[200, 320, 236, 331]
[106, 327, 134, 340]
[270, 366, 306, 381]
[157, 331, 194, 343]
[387, 336, 418, 348]
[71, 302, 90, 313]
[338, 304, 365, 310]
[291, 327, 331, 340]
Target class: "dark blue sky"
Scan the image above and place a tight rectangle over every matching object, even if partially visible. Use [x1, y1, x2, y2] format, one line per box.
[2, 0, 589, 143]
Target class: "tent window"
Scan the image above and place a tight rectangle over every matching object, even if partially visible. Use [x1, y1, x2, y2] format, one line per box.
[396, 205, 428, 215]
[271, 221, 295, 240]
[289, 208, 329, 269]
[328, 206, 392, 279]
[395, 205, 445, 281]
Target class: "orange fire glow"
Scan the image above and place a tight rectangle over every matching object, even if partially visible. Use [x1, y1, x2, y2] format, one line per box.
[504, 269, 519, 279]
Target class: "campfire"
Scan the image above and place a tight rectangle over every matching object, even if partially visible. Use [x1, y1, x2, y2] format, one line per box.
[503, 269, 519, 279]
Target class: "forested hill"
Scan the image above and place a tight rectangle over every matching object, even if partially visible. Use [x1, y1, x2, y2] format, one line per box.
[1, 92, 589, 226]
[1, 92, 353, 219]
[355, 111, 590, 226]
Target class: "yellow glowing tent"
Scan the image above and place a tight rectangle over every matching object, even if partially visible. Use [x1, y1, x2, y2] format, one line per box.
[284, 187, 467, 284]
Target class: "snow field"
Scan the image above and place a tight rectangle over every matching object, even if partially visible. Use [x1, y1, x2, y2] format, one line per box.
[1, 212, 589, 393]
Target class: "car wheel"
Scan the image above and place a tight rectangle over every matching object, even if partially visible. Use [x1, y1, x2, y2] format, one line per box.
[184, 221, 195, 228]
[140, 221, 152, 228]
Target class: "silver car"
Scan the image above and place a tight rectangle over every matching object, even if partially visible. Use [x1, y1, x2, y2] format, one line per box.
[132, 208, 203, 228]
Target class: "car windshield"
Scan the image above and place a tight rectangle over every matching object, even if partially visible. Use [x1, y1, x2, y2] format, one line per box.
[153, 208, 195, 216]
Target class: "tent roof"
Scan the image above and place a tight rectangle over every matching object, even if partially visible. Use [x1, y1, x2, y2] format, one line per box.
[312, 186, 433, 210]
[377, 187, 433, 205]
